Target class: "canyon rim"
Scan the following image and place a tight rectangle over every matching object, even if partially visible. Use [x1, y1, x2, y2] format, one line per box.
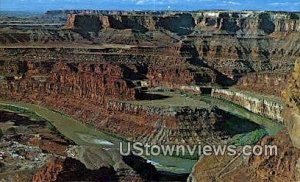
[0, 1, 300, 182]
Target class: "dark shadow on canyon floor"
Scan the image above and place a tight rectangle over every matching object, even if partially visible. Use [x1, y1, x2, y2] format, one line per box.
[136, 92, 171, 100]
[214, 109, 262, 137]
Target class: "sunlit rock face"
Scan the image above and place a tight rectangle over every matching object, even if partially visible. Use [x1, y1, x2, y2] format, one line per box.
[194, 11, 300, 34]
[212, 88, 284, 122]
[0, 61, 137, 102]
[188, 130, 300, 182]
[283, 58, 300, 149]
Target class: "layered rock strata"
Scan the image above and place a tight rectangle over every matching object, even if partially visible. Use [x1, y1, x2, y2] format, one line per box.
[188, 130, 300, 182]
[235, 72, 289, 96]
[66, 11, 300, 35]
[189, 59, 300, 182]
[1, 11, 299, 89]
[212, 88, 284, 122]
[0, 58, 225, 145]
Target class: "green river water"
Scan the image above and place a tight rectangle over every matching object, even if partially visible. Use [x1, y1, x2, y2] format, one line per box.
[0, 95, 283, 174]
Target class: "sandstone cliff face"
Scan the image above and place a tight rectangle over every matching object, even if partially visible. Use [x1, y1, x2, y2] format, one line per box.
[0, 61, 137, 102]
[0, 46, 213, 90]
[188, 130, 300, 182]
[283, 58, 300, 149]
[212, 88, 284, 122]
[235, 72, 289, 96]
[65, 13, 195, 35]
[194, 12, 300, 34]
[65, 14, 102, 33]
[193, 32, 299, 79]
[192, 12, 299, 81]
[274, 17, 300, 32]
[65, 14, 157, 32]
[66, 11, 300, 35]
[105, 100, 223, 145]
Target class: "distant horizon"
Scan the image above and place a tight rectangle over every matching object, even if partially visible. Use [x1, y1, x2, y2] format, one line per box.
[1, 0, 300, 12]
[1, 9, 300, 13]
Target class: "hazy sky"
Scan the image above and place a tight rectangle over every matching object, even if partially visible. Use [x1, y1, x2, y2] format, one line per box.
[1, 0, 300, 12]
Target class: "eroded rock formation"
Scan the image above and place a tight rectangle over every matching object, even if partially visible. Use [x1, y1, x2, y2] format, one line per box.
[283, 58, 300, 149]
[212, 88, 284, 122]
[189, 59, 300, 182]
[188, 130, 300, 182]
[1, 10, 300, 181]
[235, 72, 289, 96]
[0, 58, 225, 145]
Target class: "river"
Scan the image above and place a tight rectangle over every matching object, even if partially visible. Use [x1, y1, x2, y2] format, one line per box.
[0, 95, 283, 174]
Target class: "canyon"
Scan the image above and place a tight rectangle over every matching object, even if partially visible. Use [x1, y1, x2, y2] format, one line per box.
[0, 10, 299, 181]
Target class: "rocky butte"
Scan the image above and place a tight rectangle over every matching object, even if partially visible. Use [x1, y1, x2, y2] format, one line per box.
[0, 10, 299, 181]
